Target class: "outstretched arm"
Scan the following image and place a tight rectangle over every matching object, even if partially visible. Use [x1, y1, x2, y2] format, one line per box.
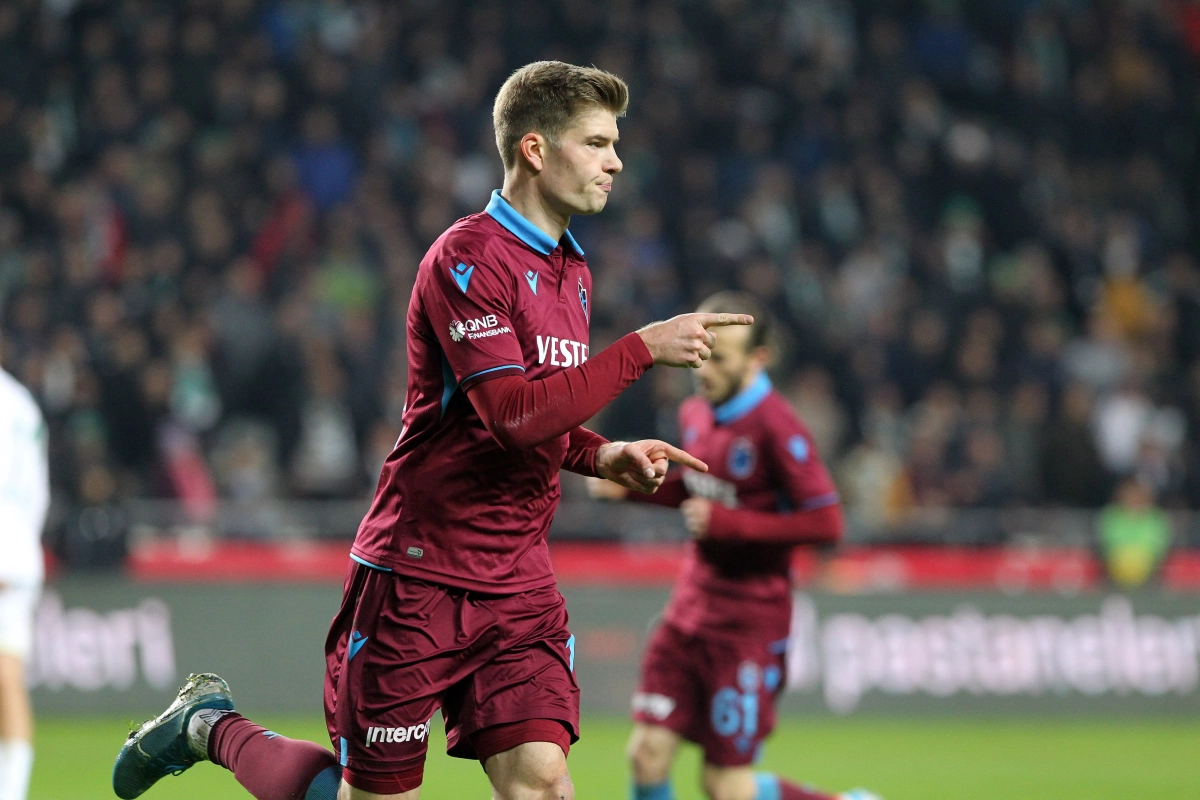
[682, 497, 844, 544]
[467, 333, 651, 452]
[466, 313, 753, 452]
[562, 427, 609, 477]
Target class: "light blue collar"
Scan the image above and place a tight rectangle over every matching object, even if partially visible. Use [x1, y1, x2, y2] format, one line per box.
[713, 372, 772, 425]
[485, 190, 584, 256]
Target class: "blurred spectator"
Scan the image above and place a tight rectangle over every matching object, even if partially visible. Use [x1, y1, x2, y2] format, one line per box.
[1097, 477, 1172, 588]
[1040, 383, 1110, 507]
[0, 0, 1198, 526]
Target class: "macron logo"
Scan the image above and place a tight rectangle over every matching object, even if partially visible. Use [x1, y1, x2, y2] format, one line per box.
[537, 335, 589, 369]
[451, 262, 474, 293]
[524, 270, 539, 295]
[365, 718, 433, 747]
[349, 631, 368, 661]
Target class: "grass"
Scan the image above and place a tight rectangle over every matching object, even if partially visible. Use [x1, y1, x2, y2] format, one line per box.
[34, 715, 1200, 799]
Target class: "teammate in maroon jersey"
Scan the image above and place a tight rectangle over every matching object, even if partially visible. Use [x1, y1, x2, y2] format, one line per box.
[112, 62, 752, 800]
[592, 293, 882, 800]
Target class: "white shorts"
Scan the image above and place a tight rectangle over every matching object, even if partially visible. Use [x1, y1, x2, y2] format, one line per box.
[0, 585, 39, 660]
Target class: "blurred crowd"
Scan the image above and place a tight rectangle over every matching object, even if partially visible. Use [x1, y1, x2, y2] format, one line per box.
[3, 0, 1200, 527]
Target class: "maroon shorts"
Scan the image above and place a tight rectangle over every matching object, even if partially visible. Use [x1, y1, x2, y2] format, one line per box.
[323, 560, 579, 792]
[632, 621, 787, 767]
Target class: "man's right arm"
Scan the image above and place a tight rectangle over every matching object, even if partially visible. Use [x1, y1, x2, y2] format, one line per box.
[467, 313, 753, 452]
[468, 332, 652, 451]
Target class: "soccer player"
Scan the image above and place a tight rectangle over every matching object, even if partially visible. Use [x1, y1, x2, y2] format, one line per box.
[113, 62, 751, 800]
[0, 366, 50, 800]
[591, 292, 882, 800]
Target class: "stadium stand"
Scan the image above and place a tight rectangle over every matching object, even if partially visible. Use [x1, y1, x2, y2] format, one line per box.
[3, 1, 1200, 567]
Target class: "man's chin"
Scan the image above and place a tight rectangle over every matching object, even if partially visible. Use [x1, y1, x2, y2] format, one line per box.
[572, 196, 608, 216]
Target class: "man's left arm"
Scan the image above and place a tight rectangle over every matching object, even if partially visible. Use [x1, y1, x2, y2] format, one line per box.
[565, 428, 708, 494]
[685, 421, 843, 545]
[562, 427, 609, 477]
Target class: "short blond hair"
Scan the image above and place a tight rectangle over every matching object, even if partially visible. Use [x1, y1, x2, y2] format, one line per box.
[493, 61, 629, 171]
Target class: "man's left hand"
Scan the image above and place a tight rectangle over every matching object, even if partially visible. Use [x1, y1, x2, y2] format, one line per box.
[596, 440, 707, 494]
[681, 498, 713, 537]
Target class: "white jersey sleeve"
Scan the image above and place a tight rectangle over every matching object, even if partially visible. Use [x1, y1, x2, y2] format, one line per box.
[0, 369, 50, 587]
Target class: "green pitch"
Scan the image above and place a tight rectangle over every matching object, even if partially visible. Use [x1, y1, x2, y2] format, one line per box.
[32, 715, 1200, 799]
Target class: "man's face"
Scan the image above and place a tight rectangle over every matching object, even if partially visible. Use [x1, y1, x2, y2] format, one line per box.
[694, 324, 763, 406]
[538, 107, 622, 217]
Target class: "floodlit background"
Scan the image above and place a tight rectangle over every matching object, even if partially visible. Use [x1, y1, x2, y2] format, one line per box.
[1, 0, 1200, 797]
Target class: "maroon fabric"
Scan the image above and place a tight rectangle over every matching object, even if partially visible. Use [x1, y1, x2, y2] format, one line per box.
[342, 763, 424, 794]
[632, 622, 785, 768]
[208, 714, 337, 800]
[351, 204, 652, 594]
[470, 718, 573, 762]
[707, 502, 843, 544]
[778, 780, 838, 800]
[467, 334, 649, 452]
[324, 564, 579, 780]
[661, 389, 841, 643]
[560, 426, 609, 478]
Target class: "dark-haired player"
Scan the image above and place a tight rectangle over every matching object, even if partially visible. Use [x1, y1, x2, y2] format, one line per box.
[113, 62, 750, 800]
[592, 293, 882, 800]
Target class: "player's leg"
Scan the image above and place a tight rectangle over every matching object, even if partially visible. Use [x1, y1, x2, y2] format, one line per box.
[0, 653, 34, 800]
[335, 783, 419, 799]
[112, 672, 341, 800]
[0, 585, 38, 800]
[447, 586, 580, 800]
[628, 622, 704, 800]
[481, 739, 573, 800]
[205, 708, 342, 799]
[327, 568, 455, 798]
[693, 638, 871, 800]
[626, 723, 681, 796]
[701, 764, 844, 800]
[112, 563, 390, 800]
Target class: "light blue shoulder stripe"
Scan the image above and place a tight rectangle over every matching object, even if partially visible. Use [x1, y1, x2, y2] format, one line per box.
[463, 364, 525, 383]
[350, 553, 392, 572]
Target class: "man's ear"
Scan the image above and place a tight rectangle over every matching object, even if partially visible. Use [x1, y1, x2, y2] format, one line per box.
[518, 132, 547, 172]
[750, 345, 772, 370]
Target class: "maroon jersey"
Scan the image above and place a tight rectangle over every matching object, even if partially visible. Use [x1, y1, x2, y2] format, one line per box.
[659, 374, 839, 642]
[352, 191, 596, 592]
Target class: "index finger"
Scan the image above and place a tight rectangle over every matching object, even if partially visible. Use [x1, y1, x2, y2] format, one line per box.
[660, 443, 708, 472]
[695, 312, 754, 328]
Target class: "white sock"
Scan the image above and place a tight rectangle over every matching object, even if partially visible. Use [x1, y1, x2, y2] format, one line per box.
[186, 708, 233, 761]
[0, 740, 33, 800]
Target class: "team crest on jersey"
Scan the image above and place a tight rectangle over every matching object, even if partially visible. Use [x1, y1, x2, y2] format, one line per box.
[727, 437, 756, 479]
[578, 278, 588, 320]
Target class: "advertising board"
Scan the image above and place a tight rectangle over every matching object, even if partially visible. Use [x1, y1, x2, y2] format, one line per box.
[29, 580, 1200, 717]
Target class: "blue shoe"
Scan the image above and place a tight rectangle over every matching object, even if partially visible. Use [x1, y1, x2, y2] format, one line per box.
[112, 673, 234, 799]
[840, 791, 884, 800]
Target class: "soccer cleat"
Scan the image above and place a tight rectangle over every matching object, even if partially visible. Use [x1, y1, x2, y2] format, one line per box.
[840, 791, 885, 800]
[111, 672, 234, 799]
